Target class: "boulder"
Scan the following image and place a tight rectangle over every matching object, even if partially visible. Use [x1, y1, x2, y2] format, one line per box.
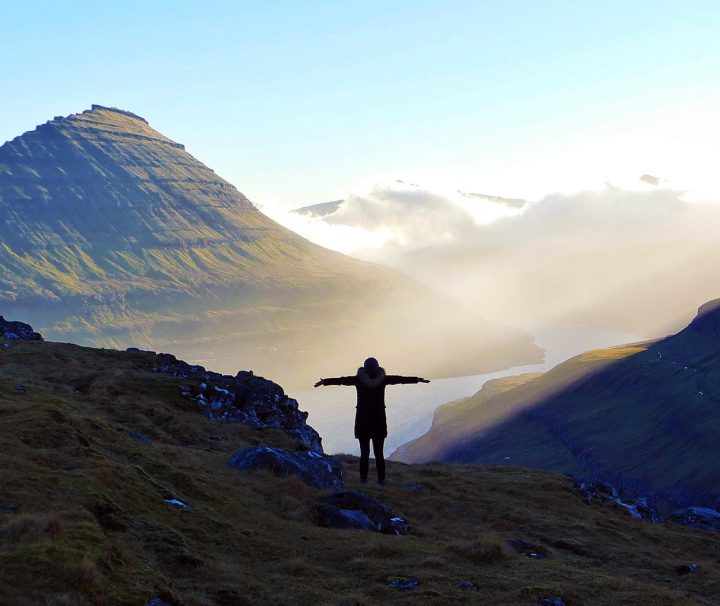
[507, 539, 548, 559]
[676, 563, 700, 575]
[387, 576, 420, 590]
[317, 491, 411, 534]
[618, 496, 660, 522]
[0, 316, 43, 341]
[122, 429, 151, 445]
[228, 446, 343, 492]
[401, 482, 423, 491]
[316, 506, 377, 531]
[456, 580, 480, 590]
[574, 478, 618, 503]
[669, 506, 720, 531]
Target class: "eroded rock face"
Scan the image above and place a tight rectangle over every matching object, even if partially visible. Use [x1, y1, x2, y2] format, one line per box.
[147, 352, 322, 452]
[317, 491, 411, 534]
[228, 446, 343, 492]
[0, 316, 43, 341]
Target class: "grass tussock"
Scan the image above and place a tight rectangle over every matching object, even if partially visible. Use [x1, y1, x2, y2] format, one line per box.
[276, 554, 313, 577]
[1, 514, 52, 543]
[77, 556, 100, 585]
[447, 532, 518, 564]
[46, 514, 63, 537]
[334, 593, 373, 606]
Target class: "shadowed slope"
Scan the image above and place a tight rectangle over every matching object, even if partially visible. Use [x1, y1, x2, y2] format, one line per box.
[394, 300, 720, 511]
[0, 106, 540, 385]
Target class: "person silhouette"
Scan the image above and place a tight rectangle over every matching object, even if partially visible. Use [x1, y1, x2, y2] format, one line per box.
[314, 357, 430, 485]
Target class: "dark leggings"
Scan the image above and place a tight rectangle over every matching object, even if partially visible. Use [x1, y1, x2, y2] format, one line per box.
[358, 437, 386, 481]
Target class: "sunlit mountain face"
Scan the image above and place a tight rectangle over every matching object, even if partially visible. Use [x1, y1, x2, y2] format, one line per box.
[0, 105, 541, 386]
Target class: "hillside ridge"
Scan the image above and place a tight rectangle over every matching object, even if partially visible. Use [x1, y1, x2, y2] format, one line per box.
[394, 300, 720, 512]
[2, 318, 720, 605]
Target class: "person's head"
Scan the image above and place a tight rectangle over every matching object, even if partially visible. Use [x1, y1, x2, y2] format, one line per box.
[363, 357, 380, 378]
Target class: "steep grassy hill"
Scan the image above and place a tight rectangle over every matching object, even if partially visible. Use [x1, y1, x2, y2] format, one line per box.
[3, 337, 720, 606]
[393, 300, 720, 512]
[0, 105, 539, 385]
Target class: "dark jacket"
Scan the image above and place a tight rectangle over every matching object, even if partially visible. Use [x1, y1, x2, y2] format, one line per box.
[322, 368, 424, 439]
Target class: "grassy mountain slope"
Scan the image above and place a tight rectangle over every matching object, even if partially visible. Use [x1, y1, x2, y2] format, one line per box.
[0, 106, 540, 385]
[393, 301, 720, 511]
[3, 338, 720, 606]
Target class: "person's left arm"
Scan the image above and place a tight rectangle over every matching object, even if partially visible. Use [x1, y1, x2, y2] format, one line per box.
[385, 375, 431, 385]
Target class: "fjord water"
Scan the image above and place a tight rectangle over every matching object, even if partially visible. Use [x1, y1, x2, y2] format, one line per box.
[295, 323, 642, 455]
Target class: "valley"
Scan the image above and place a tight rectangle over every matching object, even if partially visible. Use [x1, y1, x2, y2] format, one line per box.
[299, 323, 641, 455]
[394, 300, 720, 513]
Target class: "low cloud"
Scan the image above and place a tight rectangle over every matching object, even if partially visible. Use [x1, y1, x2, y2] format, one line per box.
[281, 181, 720, 336]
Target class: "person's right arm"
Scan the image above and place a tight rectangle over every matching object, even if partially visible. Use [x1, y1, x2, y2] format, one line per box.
[314, 376, 357, 387]
[385, 375, 431, 385]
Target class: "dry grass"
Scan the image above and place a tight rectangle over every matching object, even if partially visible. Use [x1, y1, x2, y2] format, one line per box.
[1, 340, 720, 605]
[0, 514, 53, 543]
[276, 554, 313, 577]
[77, 556, 100, 585]
[447, 532, 518, 564]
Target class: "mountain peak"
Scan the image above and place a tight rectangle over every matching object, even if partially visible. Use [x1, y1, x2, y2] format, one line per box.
[88, 104, 148, 123]
[6, 104, 183, 152]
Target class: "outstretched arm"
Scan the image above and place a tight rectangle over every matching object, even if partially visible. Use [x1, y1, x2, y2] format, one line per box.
[385, 375, 431, 385]
[314, 376, 357, 388]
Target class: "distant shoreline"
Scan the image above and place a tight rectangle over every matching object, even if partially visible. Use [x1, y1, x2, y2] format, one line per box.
[297, 323, 643, 456]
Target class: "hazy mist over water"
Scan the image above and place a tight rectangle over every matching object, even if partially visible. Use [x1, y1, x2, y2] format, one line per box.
[297, 323, 642, 456]
[279, 178, 720, 453]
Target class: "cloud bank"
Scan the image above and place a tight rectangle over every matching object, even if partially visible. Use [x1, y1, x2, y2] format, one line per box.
[279, 179, 720, 336]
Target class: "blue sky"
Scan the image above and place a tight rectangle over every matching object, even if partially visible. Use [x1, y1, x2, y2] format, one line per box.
[3, 1, 720, 206]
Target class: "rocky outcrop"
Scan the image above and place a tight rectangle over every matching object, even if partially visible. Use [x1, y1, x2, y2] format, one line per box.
[0, 316, 43, 341]
[577, 479, 720, 533]
[574, 479, 660, 522]
[669, 506, 720, 531]
[147, 351, 322, 452]
[317, 491, 411, 534]
[228, 446, 344, 492]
